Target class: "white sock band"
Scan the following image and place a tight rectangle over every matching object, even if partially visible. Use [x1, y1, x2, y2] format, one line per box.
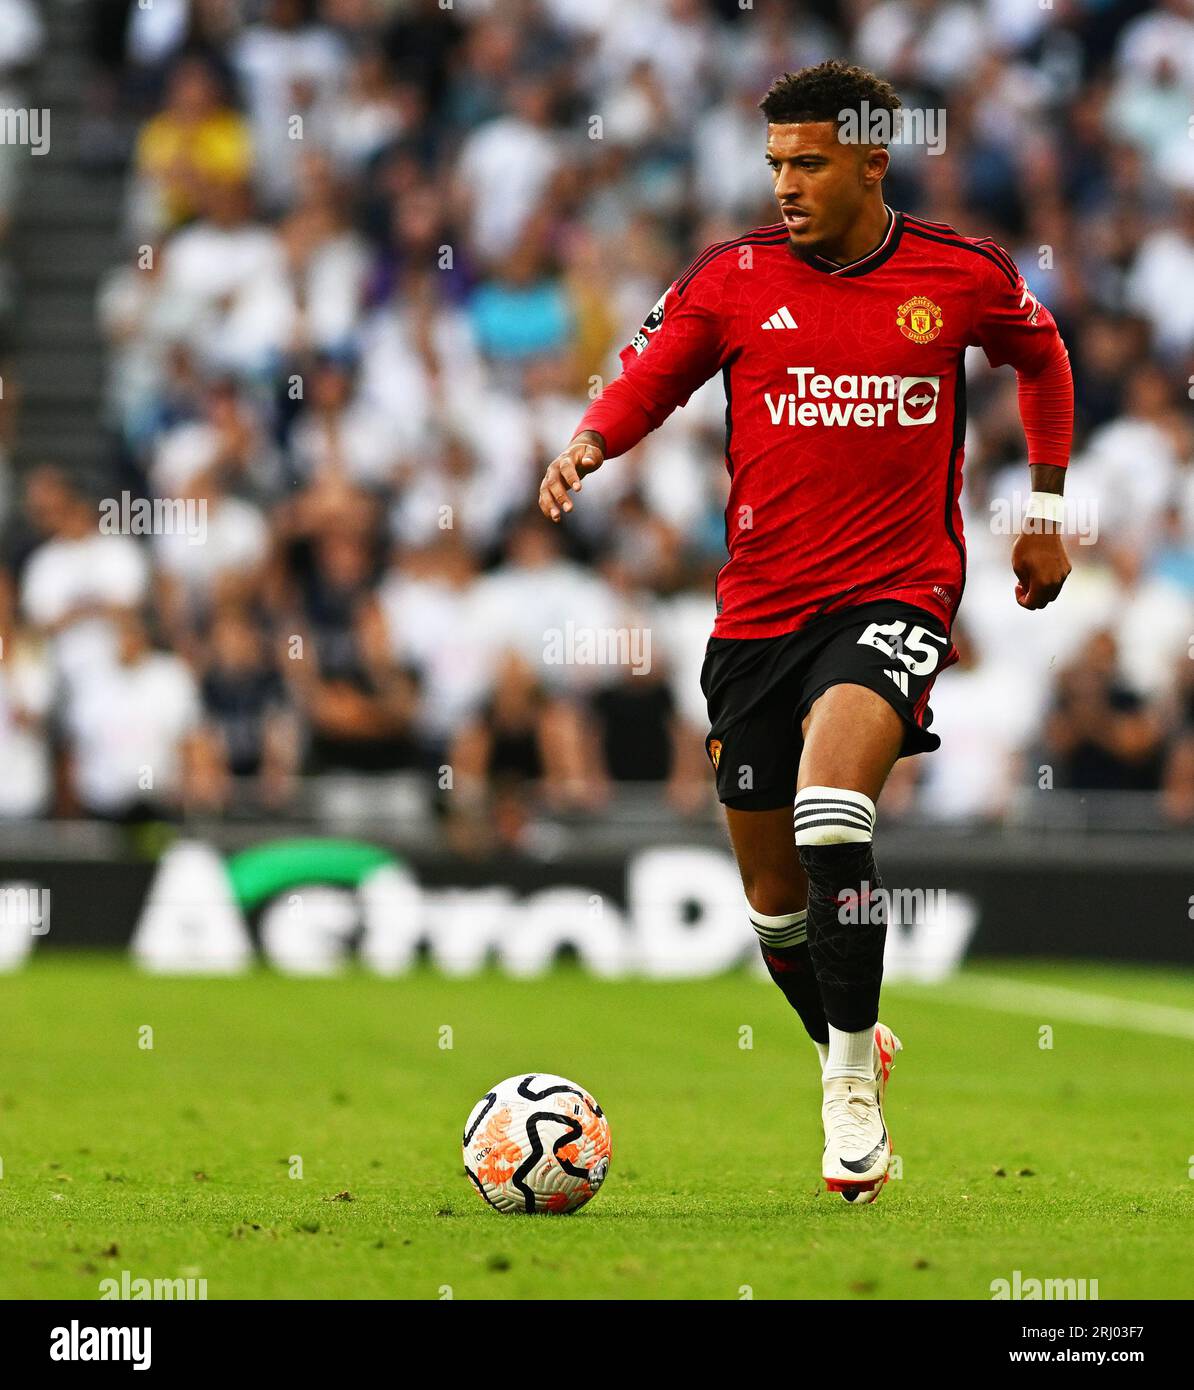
[748, 906, 807, 948]
[793, 786, 876, 846]
[825, 1023, 876, 1080]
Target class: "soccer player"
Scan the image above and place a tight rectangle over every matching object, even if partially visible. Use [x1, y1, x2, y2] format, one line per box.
[537, 62, 1073, 1203]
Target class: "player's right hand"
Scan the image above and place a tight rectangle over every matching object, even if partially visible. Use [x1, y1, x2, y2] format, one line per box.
[1011, 527, 1071, 609]
[538, 433, 605, 522]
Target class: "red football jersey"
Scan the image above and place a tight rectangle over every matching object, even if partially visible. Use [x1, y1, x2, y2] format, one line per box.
[575, 211, 1069, 639]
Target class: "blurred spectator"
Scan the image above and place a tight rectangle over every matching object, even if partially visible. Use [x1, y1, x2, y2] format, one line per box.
[156, 180, 291, 375]
[1069, 312, 1141, 436]
[327, 46, 412, 173]
[191, 603, 300, 810]
[855, 0, 989, 92]
[453, 76, 563, 263]
[131, 55, 253, 235]
[1068, 362, 1190, 559]
[381, 0, 464, 112]
[0, 567, 51, 818]
[150, 377, 275, 501]
[389, 432, 511, 553]
[1162, 645, 1194, 822]
[63, 611, 202, 821]
[287, 354, 398, 491]
[1043, 630, 1166, 792]
[231, 0, 349, 210]
[593, 661, 675, 780]
[1150, 502, 1194, 594]
[1125, 189, 1194, 360]
[448, 649, 586, 808]
[469, 239, 573, 368]
[914, 622, 1035, 823]
[471, 512, 621, 701]
[286, 525, 420, 772]
[374, 532, 498, 754]
[97, 243, 175, 456]
[20, 469, 149, 695]
[275, 150, 370, 357]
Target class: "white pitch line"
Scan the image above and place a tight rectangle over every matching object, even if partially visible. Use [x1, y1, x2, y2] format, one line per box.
[891, 974, 1194, 1042]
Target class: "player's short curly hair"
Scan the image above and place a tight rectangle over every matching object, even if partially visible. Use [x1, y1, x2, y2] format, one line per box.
[759, 60, 901, 135]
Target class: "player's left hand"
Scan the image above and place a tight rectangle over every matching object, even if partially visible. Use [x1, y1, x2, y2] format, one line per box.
[1011, 528, 1071, 609]
[538, 432, 605, 523]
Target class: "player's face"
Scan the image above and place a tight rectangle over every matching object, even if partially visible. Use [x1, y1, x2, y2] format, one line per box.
[765, 122, 887, 252]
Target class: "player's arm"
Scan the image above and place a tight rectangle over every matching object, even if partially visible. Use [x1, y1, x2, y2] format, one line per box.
[539, 273, 726, 524]
[971, 253, 1074, 610]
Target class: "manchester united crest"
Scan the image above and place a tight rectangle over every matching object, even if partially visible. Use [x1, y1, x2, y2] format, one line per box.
[707, 738, 722, 770]
[896, 295, 944, 344]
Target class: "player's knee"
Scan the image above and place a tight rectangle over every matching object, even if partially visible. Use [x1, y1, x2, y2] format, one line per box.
[793, 785, 875, 846]
[742, 869, 804, 921]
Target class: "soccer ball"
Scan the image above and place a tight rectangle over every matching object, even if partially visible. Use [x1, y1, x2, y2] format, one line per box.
[462, 1073, 611, 1214]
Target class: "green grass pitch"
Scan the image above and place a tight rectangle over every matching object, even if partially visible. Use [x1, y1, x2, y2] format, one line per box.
[3, 954, 1192, 1300]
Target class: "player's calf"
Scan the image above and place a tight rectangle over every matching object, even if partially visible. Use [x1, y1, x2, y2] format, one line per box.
[749, 906, 830, 1064]
[793, 785, 886, 1076]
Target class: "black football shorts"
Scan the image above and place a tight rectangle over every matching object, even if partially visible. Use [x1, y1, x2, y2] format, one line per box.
[700, 599, 957, 811]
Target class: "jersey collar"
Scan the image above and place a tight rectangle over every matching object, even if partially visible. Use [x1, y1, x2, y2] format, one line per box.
[795, 207, 904, 278]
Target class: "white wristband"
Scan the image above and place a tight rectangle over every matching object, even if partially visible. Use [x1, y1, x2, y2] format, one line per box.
[1024, 491, 1064, 526]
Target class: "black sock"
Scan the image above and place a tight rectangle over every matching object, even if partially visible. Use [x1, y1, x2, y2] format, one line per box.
[798, 841, 886, 1032]
[759, 939, 829, 1044]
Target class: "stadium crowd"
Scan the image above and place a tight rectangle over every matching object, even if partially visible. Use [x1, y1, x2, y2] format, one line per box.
[1, 0, 1194, 839]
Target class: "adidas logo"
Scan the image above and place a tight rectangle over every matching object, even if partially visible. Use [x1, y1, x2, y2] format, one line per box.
[884, 668, 909, 696]
[761, 305, 798, 330]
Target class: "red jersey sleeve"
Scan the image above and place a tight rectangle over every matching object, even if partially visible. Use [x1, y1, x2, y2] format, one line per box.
[970, 247, 1073, 468]
[573, 264, 728, 457]
[970, 247, 1065, 375]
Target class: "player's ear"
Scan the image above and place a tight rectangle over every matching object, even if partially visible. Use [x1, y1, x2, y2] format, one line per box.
[862, 145, 889, 186]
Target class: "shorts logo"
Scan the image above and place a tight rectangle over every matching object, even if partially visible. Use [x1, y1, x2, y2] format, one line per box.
[884, 668, 910, 697]
[630, 291, 668, 355]
[897, 375, 939, 425]
[896, 295, 943, 343]
[707, 738, 722, 769]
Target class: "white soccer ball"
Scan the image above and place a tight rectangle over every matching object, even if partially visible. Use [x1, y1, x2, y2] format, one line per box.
[462, 1073, 611, 1214]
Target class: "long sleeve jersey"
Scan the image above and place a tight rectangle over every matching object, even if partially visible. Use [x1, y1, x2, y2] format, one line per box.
[575, 210, 1073, 639]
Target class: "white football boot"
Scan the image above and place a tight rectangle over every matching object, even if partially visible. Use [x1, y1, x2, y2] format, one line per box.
[822, 1022, 901, 1205]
